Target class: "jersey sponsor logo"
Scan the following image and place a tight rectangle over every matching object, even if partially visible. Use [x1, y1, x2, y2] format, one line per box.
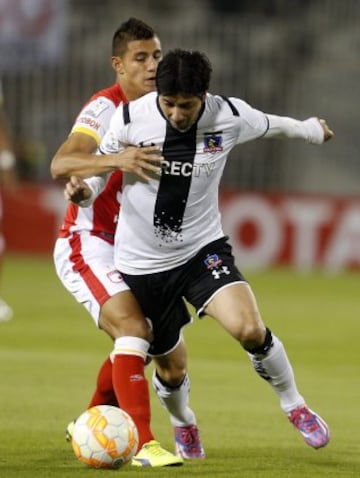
[160, 160, 192, 176]
[160, 159, 216, 177]
[140, 142, 217, 177]
[203, 132, 223, 153]
[83, 98, 110, 117]
[77, 116, 101, 130]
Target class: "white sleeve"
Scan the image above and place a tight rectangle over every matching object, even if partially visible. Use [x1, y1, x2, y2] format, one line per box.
[228, 97, 269, 143]
[99, 105, 127, 154]
[265, 115, 325, 144]
[77, 174, 107, 207]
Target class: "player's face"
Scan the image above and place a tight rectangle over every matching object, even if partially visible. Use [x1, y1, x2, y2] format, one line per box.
[159, 94, 205, 132]
[113, 37, 162, 100]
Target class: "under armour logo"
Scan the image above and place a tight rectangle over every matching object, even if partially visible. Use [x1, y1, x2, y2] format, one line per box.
[252, 359, 271, 381]
[211, 266, 230, 280]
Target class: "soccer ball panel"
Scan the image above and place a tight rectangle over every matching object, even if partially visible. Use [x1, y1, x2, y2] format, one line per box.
[71, 405, 139, 469]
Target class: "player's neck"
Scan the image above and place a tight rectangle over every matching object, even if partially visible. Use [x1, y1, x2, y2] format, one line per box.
[118, 80, 152, 102]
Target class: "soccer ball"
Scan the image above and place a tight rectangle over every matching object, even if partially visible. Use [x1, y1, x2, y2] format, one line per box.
[71, 405, 139, 469]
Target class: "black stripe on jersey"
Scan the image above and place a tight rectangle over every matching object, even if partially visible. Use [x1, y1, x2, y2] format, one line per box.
[220, 95, 240, 116]
[154, 122, 197, 243]
[123, 103, 130, 124]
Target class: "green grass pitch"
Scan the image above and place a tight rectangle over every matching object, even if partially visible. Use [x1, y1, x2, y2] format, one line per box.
[0, 254, 359, 477]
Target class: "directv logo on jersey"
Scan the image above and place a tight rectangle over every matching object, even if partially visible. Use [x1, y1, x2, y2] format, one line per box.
[203, 132, 223, 153]
[160, 160, 216, 177]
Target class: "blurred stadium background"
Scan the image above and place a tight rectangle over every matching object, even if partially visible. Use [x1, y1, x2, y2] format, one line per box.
[0, 0, 359, 270]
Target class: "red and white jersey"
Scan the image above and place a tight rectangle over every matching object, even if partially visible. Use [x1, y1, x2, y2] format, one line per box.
[100, 92, 269, 272]
[58, 83, 127, 244]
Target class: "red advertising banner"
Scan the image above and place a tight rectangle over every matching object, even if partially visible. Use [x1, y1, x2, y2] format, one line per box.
[2, 184, 359, 270]
[2, 182, 65, 254]
[220, 191, 360, 271]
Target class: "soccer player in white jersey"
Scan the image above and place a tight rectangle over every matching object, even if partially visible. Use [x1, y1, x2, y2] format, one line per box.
[81, 49, 333, 450]
[0, 78, 17, 322]
[51, 21, 204, 467]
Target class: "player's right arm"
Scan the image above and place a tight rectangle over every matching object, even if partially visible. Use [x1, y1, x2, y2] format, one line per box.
[50, 132, 162, 181]
[50, 92, 162, 181]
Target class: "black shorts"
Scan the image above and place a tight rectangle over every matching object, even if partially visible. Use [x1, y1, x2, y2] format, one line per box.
[122, 236, 247, 355]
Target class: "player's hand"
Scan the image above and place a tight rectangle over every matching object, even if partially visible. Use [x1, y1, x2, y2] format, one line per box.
[115, 146, 163, 181]
[319, 119, 334, 142]
[64, 176, 92, 204]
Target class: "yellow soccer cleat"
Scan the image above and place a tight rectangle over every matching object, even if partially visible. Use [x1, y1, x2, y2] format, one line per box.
[131, 440, 184, 467]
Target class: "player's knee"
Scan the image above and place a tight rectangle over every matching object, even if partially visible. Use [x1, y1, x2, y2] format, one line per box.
[155, 362, 187, 387]
[99, 310, 152, 341]
[236, 319, 266, 350]
[157, 369, 187, 388]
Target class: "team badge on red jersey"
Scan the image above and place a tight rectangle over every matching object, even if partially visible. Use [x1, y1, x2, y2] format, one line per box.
[106, 270, 124, 283]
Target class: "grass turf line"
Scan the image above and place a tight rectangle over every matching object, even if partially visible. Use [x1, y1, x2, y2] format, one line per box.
[0, 254, 359, 477]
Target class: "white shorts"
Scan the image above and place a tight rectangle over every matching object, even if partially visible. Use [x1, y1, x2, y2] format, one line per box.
[53, 232, 129, 325]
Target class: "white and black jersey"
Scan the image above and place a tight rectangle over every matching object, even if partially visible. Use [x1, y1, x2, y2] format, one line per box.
[100, 91, 269, 274]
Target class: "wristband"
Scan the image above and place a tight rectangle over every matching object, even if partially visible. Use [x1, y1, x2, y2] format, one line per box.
[302, 118, 325, 144]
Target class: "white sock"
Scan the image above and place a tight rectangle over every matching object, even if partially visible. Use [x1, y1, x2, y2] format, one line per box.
[113, 336, 149, 360]
[248, 334, 305, 414]
[152, 371, 196, 427]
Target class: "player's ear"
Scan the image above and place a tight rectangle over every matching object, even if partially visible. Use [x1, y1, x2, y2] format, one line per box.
[111, 56, 124, 74]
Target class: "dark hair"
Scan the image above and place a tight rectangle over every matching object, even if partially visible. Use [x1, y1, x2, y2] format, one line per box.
[156, 49, 212, 96]
[112, 18, 156, 56]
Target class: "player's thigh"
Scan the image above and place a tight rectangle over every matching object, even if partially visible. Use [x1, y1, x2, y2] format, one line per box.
[54, 235, 128, 325]
[99, 289, 152, 340]
[122, 272, 192, 356]
[205, 282, 265, 342]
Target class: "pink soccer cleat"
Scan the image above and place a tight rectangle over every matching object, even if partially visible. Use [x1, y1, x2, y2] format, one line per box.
[174, 425, 205, 459]
[288, 405, 330, 449]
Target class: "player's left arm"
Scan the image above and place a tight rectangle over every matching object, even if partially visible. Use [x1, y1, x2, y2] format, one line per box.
[265, 115, 334, 144]
[231, 97, 334, 145]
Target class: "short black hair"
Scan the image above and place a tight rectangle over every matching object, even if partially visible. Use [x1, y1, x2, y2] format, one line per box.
[112, 18, 156, 56]
[156, 49, 212, 96]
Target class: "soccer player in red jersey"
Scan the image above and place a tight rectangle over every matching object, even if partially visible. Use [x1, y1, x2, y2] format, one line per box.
[51, 20, 204, 466]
